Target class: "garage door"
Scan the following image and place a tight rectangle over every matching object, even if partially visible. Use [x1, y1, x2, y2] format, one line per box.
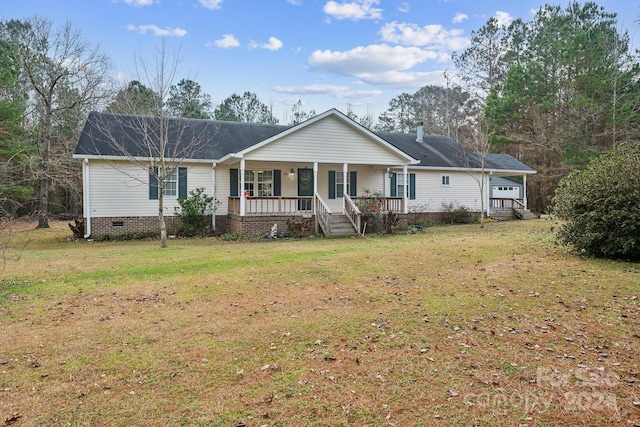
[492, 186, 520, 198]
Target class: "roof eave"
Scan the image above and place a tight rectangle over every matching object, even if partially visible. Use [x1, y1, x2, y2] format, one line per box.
[73, 153, 215, 164]
[397, 165, 537, 174]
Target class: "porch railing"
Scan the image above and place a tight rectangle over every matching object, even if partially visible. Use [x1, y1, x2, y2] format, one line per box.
[344, 193, 362, 235]
[490, 198, 525, 210]
[353, 196, 403, 213]
[315, 193, 331, 235]
[228, 196, 314, 216]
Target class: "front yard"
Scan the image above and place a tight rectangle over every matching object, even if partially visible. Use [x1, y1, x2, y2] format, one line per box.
[0, 220, 638, 426]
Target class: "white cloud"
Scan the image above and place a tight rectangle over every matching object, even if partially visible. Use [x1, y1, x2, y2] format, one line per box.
[249, 37, 284, 51]
[211, 34, 240, 48]
[121, 0, 154, 6]
[126, 24, 187, 37]
[323, 0, 382, 21]
[398, 2, 410, 13]
[199, 0, 223, 9]
[310, 44, 436, 74]
[353, 70, 445, 87]
[262, 37, 283, 51]
[308, 44, 453, 88]
[272, 84, 381, 99]
[494, 11, 514, 26]
[452, 13, 468, 24]
[287, 0, 302, 4]
[379, 22, 470, 51]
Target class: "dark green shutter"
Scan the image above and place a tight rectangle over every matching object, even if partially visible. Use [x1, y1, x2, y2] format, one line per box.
[328, 171, 336, 199]
[349, 171, 357, 197]
[409, 173, 416, 200]
[390, 173, 397, 197]
[273, 169, 281, 196]
[149, 166, 159, 200]
[178, 167, 188, 199]
[230, 169, 239, 197]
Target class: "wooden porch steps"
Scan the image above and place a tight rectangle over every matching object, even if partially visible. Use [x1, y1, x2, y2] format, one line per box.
[514, 208, 536, 220]
[491, 208, 536, 220]
[327, 214, 360, 237]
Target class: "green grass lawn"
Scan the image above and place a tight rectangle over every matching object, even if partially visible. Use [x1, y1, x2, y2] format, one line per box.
[0, 220, 638, 426]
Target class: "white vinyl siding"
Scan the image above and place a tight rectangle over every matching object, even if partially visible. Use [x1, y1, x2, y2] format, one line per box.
[405, 170, 484, 213]
[244, 116, 409, 165]
[87, 160, 212, 217]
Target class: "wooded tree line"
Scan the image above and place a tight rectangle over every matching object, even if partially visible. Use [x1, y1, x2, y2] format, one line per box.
[1, 1, 638, 224]
[379, 2, 640, 212]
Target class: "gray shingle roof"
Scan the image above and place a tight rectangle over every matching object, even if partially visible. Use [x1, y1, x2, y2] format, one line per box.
[74, 111, 290, 160]
[373, 132, 535, 172]
[75, 111, 535, 173]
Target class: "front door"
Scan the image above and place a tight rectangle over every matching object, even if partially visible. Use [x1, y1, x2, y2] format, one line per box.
[297, 168, 313, 211]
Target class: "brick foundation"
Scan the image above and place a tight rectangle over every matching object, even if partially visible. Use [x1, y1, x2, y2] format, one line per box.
[407, 212, 446, 224]
[406, 211, 481, 225]
[227, 214, 313, 239]
[90, 216, 183, 239]
[89, 213, 420, 240]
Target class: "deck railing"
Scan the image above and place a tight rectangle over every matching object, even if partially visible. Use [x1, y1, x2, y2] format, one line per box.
[315, 193, 331, 235]
[353, 196, 403, 213]
[490, 198, 525, 210]
[344, 193, 362, 235]
[228, 196, 314, 216]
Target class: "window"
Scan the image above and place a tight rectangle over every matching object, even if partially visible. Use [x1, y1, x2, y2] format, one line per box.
[163, 168, 177, 197]
[149, 166, 187, 200]
[328, 171, 357, 199]
[397, 173, 407, 197]
[257, 170, 273, 197]
[441, 175, 451, 187]
[336, 172, 350, 197]
[244, 170, 274, 197]
[390, 172, 416, 200]
[230, 169, 281, 197]
[244, 170, 255, 196]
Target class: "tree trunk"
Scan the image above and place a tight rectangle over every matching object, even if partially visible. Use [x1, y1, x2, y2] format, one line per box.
[159, 185, 167, 248]
[37, 177, 50, 228]
[479, 175, 485, 229]
[37, 109, 52, 229]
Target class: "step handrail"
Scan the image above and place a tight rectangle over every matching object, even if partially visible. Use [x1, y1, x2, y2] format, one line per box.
[344, 193, 362, 235]
[315, 193, 331, 235]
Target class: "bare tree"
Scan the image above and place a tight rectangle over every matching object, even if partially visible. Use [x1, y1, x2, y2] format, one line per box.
[88, 40, 215, 247]
[3, 17, 113, 228]
[459, 121, 492, 229]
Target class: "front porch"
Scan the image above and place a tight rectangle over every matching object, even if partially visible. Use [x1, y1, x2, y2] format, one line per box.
[227, 194, 406, 237]
[489, 198, 536, 220]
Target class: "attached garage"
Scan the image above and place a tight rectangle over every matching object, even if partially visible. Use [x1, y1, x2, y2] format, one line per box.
[490, 177, 523, 199]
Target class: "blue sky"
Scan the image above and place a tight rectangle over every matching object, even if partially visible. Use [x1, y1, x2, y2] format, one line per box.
[3, 0, 639, 123]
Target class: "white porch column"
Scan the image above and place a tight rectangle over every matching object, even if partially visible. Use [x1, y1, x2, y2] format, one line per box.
[403, 165, 408, 214]
[313, 162, 318, 215]
[211, 163, 216, 230]
[485, 174, 491, 218]
[343, 163, 348, 212]
[523, 174, 528, 209]
[384, 169, 389, 197]
[313, 162, 318, 195]
[240, 158, 246, 216]
[83, 159, 91, 238]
